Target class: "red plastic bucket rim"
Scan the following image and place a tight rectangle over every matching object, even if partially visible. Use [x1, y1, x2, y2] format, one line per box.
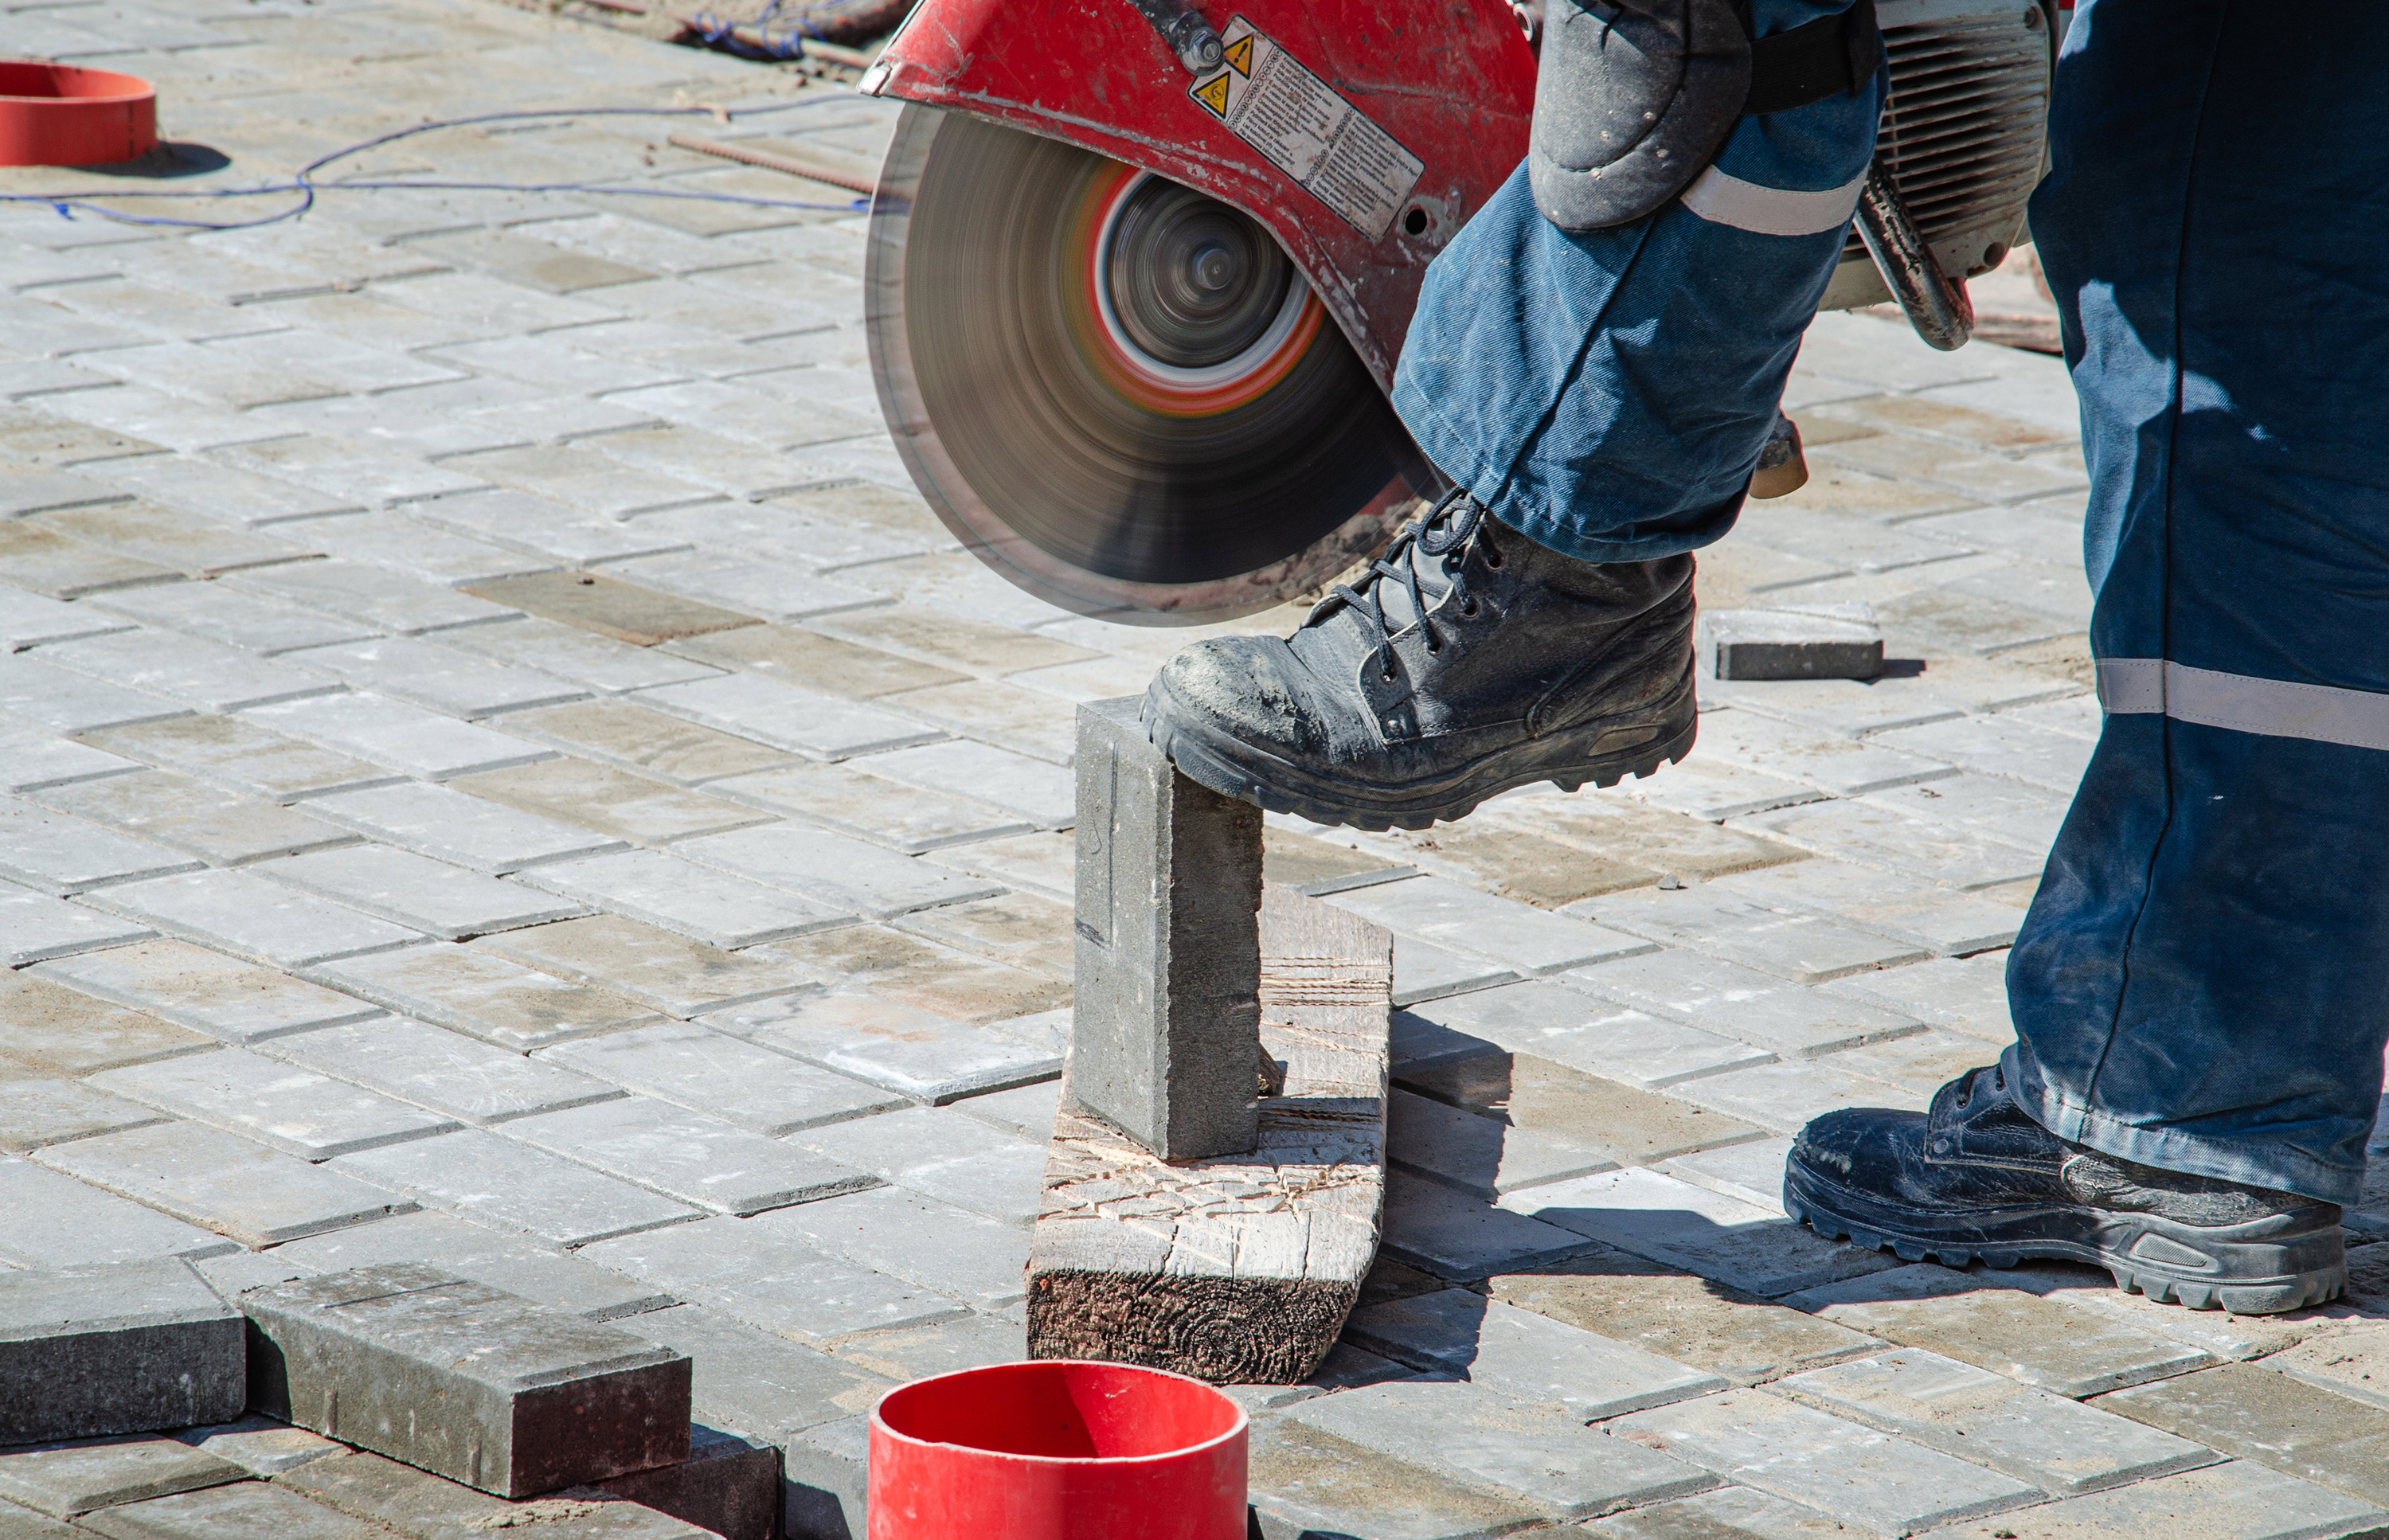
[0, 61, 156, 104]
[870, 1359, 1249, 1466]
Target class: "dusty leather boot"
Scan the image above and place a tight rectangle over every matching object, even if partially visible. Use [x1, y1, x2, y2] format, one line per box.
[1785, 1056, 2348, 1315]
[1140, 491, 1697, 830]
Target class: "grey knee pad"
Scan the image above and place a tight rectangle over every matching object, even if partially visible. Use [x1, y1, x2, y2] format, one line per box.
[1528, 0, 1752, 231]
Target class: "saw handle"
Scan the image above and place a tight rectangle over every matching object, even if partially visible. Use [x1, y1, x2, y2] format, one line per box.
[1855, 156, 1975, 351]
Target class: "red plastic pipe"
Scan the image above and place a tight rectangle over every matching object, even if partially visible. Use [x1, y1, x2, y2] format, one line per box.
[868, 1360, 1248, 1539]
[0, 61, 157, 167]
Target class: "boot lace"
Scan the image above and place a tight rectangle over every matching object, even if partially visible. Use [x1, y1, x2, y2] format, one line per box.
[1307, 490, 1485, 685]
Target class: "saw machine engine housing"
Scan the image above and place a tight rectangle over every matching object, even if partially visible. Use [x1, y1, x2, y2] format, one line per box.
[860, 0, 2057, 624]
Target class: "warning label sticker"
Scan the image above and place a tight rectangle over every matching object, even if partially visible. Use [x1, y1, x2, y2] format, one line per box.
[1187, 17, 1425, 241]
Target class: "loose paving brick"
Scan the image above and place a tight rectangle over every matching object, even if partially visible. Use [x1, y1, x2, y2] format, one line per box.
[268, 1018, 623, 1128]
[75, 716, 399, 805]
[0, 1079, 166, 1152]
[1492, 1249, 1881, 1386]
[260, 845, 584, 942]
[34, 772, 355, 867]
[592, 1422, 779, 1540]
[244, 1264, 691, 1497]
[241, 694, 551, 783]
[1565, 948, 1926, 1060]
[0, 1155, 237, 1269]
[305, 782, 627, 875]
[1503, 1167, 1896, 1296]
[538, 1020, 901, 1135]
[628, 1303, 893, 1440]
[1287, 1378, 1713, 1519]
[1610, 1386, 2043, 1534]
[449, 758, 766, 845]
[37, 1121, 416, 1247]
[87, 869, 420, 970]
[1785, 1347, 2217, 1495]
[268, 1210, 674, 1322]
[523, 849, 848, 949]
[330, 1129, 698, 1248]
[1346, 1289, 1726, 1418]
[1918, 1460, 2389, 1540]
[477, 916, 811, 1018]
[578, 1216, 966, 1345]
[90, 1049, 459, 1160]
[0, 1437, 244, 1519]
[1245, 1414, 1550, 1540]
[0, 971, 213, 1076]
[0, 797, 200, 895]
[1398, 979, 1773, 1087]
[502, 1096, 876, 1218]
[0, 1259, 245, 1444]
[766, 1185, 1030, 1311]
[0, 878, 155, 965]
[309, 945, 664, 1053]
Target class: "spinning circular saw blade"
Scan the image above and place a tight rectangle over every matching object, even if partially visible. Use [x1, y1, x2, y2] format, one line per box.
[866, 105, 1437, 626]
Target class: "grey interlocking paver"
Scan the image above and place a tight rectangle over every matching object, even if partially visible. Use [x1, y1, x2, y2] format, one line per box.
[1662, 1134, 1796, 1212]
[499, 697, 792, 785]
[289, 511, 555, 589]
[710, 990, 1062, 1104]
[947, 1078, 1061, 1143]
[413, 490, 691, 566]
[790, 1106, 1049, 1227]
[263, 1208, 674, 1321]
[0, 1257, 245, 1445]
[831, 1314, 1030, 1386]
[502, 1094, 875, 1217]
[1245, 1415, 1550, 1540]
[36, 502, 312, 578]
[1693, 704, 1960, 792]
[583, 427, 832, 502]
[215, 437, 491, 511]
[449, 757, 770, 845]
[477, 914, 811, 1018]
[82, 581, 377, 658]
[1580, 885, 1929, 984]
[1584, 1485, 1867, 1539]
[0, 524, 178, 601]
[330, 1128, 698, 1247]
[90, 1049, 460, 1161]
[0, 654, 185, 736]
[0, 971, 213, 1077]
[0, 1153, 237, 1268]
[1388, 934, 1521, 1006]
[1388, 1086, 1618, 1198]
[225, 559, 519, 638]
[850, 739, 1073, 828]
[0, 586, 131, 650]
[0, 1077, 168, 1152]
[1708, 860, 2023, 958]
[628, 1302, 893, 1440]
[1379, 1171, 1605, 1278]
[268, 1017, 623, 1128]
[34, 772, 355, 868]
[1827, 1027, 2009, 1097]
[0, 878, 157, 965]
[307, 944, 665, 1052]
[442, 616, 722, 694]
[1611, 1386, 2042, 1534]
[1328, 875, 1656, 976]
[76, 718, 383, 808]
[1734, 795, 2047, 889]
[1824, 954, 2015, 1042]
[707, 760, 1031, 853]
[37, 1121, 414, 1247]
[538, 1018, 903, 1135]
[1288, 1378, 1713, 1519]
[1566, 948, 1924, 1060]
[634, 671, 937, 762]
[445, 444, 717, 518]
[522, 848, 849, 948]
[242, 693, 552, 781]
[283, 636, 585, 720]
[0, 1436, 244, 1520]
[675, 823, 999, 918]
[304, 782, 628, 874]
[1785, 1347, 2216, 1494]
[0, 729, 140, 800]
[1861, 772, 2071, 856]
[172, 1417, 345, 1479]
[1399, 1048, 1761, 1167]
[260, 844, 584, 941]
[0, 796, 200, 895]
[86, 868, 420, 969]
[1397, 979, 1771, 1087]
[579, 1214, 966, 1344]
[33, 939, 381, 1045]
[1672, 1056, 1930, 1132]
[753, 1185, 1029, 1310]
[88, 455, 360, 528]
[1348, 1289, 1725, 1418]
[1915, 1460, 2389, 1540]
[1502, 1166, 1895, 1296]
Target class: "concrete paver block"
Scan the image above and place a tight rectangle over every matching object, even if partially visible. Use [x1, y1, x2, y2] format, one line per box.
[35, 1123, 414, 1249]
[243, 1264, 692, 1498]
[72, 1479, 394, 1540]
[0, 878, 158, 967]
[0, 1078, 167, 1154]
[0, 971, 213, 1079]
[0, 1260, 244, 1444]
[1346, 1288, 1725, 1420]
[309, 945, 664, 1054]
[0, 1155, 238, 1271]
[90, 1049, 460, 1161]
[1700, 605, 1884, 682]
[577, 1217, 965, 1347]
[1914, 1460, 2389, 1540]
[711, 991, 1061, 1104]
[499, 1096, 878, 1217]
[475, 916, 806, 1019]
[592, 1424, 778, 1540]
[276, 1448, 721, 1539]
[1502, 1166, 1896, 1297]
[84, 868, 421, 971]
[626, 1304, 893, 1443]
[268, 1018, 623, 1128]
[0, 1435, 243, 1518]
[171, 1417, 343, 1478]
[33, 939, 382, 1046]
[1246, 1416, 1548, 1540]
[260, 846, 585, 944]
[1070, 697, 1263, 1159]
[538, 1020, 904, 1135]
[329, 1129, 699, 1248]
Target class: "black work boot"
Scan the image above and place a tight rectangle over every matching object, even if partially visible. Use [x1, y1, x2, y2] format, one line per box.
[1785, 1057, 2347, 1315]
[1141, 491, 1697, 830]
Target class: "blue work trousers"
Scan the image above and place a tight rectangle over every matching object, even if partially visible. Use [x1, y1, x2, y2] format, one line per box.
[1398, 0, 2389, 1202]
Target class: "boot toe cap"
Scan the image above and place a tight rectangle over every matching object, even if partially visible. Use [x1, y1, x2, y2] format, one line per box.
[1149, 636, 1332, 758]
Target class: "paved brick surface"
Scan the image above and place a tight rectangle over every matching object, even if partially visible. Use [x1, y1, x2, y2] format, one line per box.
[6, 5, 2381, 1537]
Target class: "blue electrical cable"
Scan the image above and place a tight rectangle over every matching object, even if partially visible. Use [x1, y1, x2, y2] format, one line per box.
[0, 102, 866, 232]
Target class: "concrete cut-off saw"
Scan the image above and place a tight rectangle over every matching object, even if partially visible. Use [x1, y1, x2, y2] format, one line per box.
[858, 0, 2060, 624]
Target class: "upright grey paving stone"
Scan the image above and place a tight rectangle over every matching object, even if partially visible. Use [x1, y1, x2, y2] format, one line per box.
[241, 1263, 692, 1499]
[1070, 696, 1263, 1159]
[0, 1436, 243, 1519]
[0, 1260, 244, 1444]
[31, 940, 382, 1046]
[1343, 1289, 1725, 1419]
[537, 1020, 905, 1135]
[497, 1096, 878, 1217]
[1286, 1378, 1712, 1519]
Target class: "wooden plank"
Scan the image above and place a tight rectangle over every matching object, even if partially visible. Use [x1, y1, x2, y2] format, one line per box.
[1025, 881, 1392, 1384]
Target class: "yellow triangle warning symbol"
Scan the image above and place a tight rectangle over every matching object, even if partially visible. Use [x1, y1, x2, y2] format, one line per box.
[1191, 70, 1232, 118]
[1223, 33, 1254, 75]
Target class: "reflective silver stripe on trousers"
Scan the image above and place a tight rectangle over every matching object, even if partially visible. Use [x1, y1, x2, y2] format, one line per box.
[2098, 659, 2389, 752]
[1678, 165, 1867, 236]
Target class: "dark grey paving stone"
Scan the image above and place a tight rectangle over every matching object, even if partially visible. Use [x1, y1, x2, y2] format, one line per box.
[0, 1259, 244, 1444]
